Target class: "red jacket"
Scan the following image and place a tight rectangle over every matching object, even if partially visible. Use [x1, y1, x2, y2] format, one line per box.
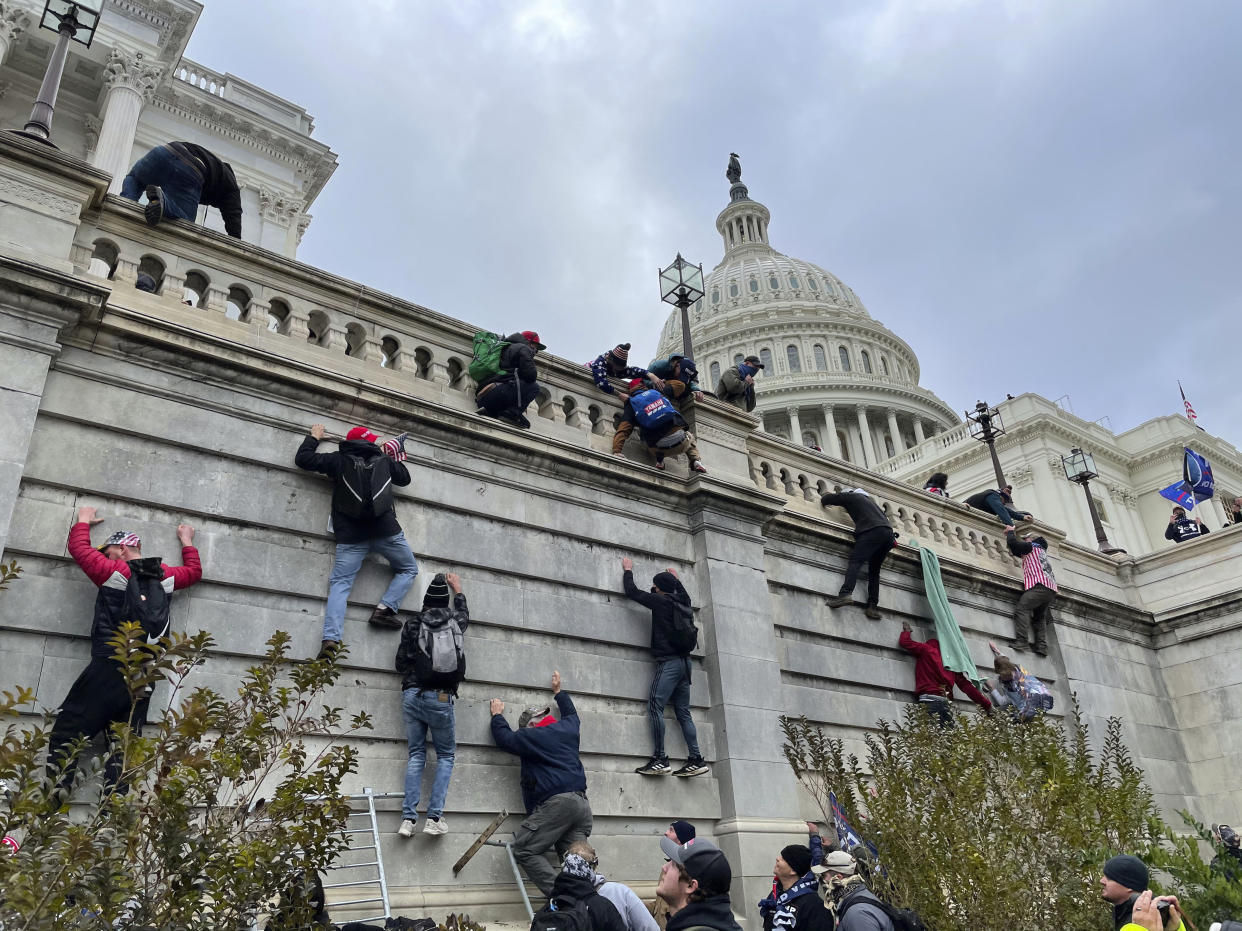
[898, 630, 991, 709]
[68, 522, 201, 589]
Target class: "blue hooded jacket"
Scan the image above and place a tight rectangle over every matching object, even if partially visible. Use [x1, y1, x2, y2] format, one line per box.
[491, 690, 587, 813]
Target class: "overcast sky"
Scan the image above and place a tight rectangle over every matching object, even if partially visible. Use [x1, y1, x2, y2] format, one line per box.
[185, 0, 1242, 448]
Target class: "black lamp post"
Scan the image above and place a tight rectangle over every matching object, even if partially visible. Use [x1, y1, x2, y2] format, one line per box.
[659, 253, 705, 359]
[966, 400, 1007, 489]
[14, 0, 101, 144]
[1062, 447, 1126, 554]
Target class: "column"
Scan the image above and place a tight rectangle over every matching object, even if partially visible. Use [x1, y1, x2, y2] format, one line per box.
[0, 1, 32, 66]
[913, 418, 926, 445]
[91, 50, 165, 194]
[855, 406, 876, 466]
[787, 407, 802, 445]
[886, 409, 906, 455]
[822, 404, 842, 459]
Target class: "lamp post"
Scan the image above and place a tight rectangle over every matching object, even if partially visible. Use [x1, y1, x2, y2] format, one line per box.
[1062, 447, 1126, 554]
[14, 0, 101, 144]
[659, 253, 705, 359]
[966, 399, 1007, 489]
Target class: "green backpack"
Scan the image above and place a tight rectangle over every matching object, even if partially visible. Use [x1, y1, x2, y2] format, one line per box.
[469, 331, 511, 383]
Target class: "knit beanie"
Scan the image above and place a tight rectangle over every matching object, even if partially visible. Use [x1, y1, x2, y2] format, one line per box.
[609, 343, 631, 365]
[422, 573, 450, 609]
[781, 845, 812, 877]
[669, 820, 696, 843]
[1103, 854, 1148, 892]
[652, 571, 679, 594]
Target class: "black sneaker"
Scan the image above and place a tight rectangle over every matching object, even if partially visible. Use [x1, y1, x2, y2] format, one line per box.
[316, 640, 342, 661]
[635, 757, 672, 776]
[824, 595, 852, 608]
[368, 605, 401, 629]
[515, 414, 532, 429]
[673, 758, 710, 778]
[143, 185, 164, 227]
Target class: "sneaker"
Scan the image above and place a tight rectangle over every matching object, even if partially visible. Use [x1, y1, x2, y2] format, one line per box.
[143, 185, 164, 227]
[673, 759, 710, 778]
[398, 819, 416, 838]
[654, 459, 666, 471]
[423, 817, 448, 836]
[635, 757, 672, 776]
[316, 640, 342, 661]
[368, 605, 401, 629]
[824, 595, 853, 609]
[864, 606, 882, 621]
[690, 461, 708, 474]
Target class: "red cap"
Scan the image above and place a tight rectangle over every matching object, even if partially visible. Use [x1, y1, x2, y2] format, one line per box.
[628, 378, 645, 390]
[346, 426, 379, 443]
[520, 330, 546, 350]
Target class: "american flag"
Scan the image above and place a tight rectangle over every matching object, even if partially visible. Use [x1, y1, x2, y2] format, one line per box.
[1179, 382, 1203, 429]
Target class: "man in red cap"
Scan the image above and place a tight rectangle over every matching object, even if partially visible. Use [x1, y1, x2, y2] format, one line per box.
[475, 331, 545, 429]
[46, 506, 200, 796]
[296, 423, 418, 658]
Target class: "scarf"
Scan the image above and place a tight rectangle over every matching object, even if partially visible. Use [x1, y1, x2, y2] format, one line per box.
[562, 853, 602, 885]
[828, 873, 865, 906]
[758, 873, 820, 916]
[737, 363, 758, 379]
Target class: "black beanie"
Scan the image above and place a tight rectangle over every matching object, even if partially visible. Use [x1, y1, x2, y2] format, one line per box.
[781, 844, 812, 877]
[1103, 854, 1148, 892]
[422, 573, 450, 609]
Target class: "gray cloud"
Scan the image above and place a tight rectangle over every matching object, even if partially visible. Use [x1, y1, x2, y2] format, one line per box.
[187, 0, 1242, 448]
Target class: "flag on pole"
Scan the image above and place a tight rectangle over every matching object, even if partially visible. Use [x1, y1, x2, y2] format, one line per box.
[1158, 447, 1215, 512]
[1179, 382, 1204, 430]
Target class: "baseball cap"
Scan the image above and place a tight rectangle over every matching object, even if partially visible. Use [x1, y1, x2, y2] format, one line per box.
[743, 355, 764, 369]
[518, 704, 553, 728]
[520, 330, 547, 350]
[659, 836, 731, 894]
[811, 850, 857, 877]
[346, 426, 379, 443]
[97, 530, 141, 553]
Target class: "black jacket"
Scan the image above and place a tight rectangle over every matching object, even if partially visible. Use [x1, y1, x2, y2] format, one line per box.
[819, 492, 892, 536]
[172, 142, 243, 238]
[479, 333, 539, 390]
[1112, 893, 1139, 931]
[1165, 517, 1208, 542]
[395, 593, 470, 693]
[762, 886, 834, 931]
[622, 569, 692, 660]
[491, 691, 587, 813]
[294, 436, 411, 543]
[549, 871, 627, 931]
[666, 895, 744, 931]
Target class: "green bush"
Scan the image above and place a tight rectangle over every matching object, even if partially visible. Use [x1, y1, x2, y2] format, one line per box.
[1151, 811, 1242, 927]
[781, 704, 1165, 930]
[0, 626, 371, 930]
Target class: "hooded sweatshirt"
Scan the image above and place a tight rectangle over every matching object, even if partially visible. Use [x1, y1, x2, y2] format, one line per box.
[666, 895, 744, 931]
[898, 631, 991, 709]
[295, 435, 412, 543]
[622, 569, 694, 660]
[819, 491, 893, 536]
[550, 856, 628, 931]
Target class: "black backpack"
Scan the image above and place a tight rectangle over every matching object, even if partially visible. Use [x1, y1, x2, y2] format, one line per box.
[529, 894, 591, 931]
[837, 894, 927, 931]
[665, 599, 699, 655]
[122, 557, 172, 642]
[334, 453, 395, 519]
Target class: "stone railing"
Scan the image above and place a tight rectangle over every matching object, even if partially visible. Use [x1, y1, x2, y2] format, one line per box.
[874, 421, 973, 475]
[174, 60, 228, 98]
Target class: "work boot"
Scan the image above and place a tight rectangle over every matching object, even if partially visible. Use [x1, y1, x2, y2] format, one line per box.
[369, 605, 401, 629]
[316, 640, 342, 661]
[864, 605, 882, 620]
[1010, 637, 1027, 653]
[1033, 640, 1048, 657]
[673, 758, 710, 778]
[824, 594, 853, 609]
[143, 185, 164, 227]
[635, 757, 672, 776]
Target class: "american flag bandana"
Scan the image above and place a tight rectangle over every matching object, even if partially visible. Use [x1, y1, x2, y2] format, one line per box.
[97, 530, 141, 553]
[381, 432, 409, 462]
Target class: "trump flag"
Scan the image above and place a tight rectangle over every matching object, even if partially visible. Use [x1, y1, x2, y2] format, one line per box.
[1158, 448, 1215, 511]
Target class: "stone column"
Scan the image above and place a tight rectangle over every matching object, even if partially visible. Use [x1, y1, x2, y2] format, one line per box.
[0, 1, 32, 66]
[91, 50, 164, 194]
[913, 418, 926, 445]
[822, 404, 841, 459]
[855, 406, 876, 466]
[886, 408, 905, 455]
[787, 407, 802, 445]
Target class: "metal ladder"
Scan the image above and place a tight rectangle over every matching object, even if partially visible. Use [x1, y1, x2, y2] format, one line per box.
[321, 787, 397, 924]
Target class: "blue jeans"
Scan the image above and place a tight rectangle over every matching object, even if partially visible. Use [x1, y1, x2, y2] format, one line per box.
[648, 657, 700, 760]
[119, 145, 203, 221]
[981, 491, 1025, 525]
[322, 532, 418, 642]
[402, 689, 456, 820]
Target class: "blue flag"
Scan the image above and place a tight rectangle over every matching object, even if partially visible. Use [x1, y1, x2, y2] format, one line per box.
[1158, 448, 1215, 511]
[829, 791, 878, 860]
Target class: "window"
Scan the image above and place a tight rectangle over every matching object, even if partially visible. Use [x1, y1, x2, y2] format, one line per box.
[137, 255, 165, 292]
[183, 271, 209, 308]
[749, 278, 759, 293]
[881, 356, 890, 376]
[808, 277, 818, 290]
[838, 346, 851, 371]
[729, 283, 739, 298]
[786, 345, 801, 373]
[267, 298, 291, 333]
[861, 350, 873, 374]
[823, 279, 835, 296]
[769, 275, 779, 290]
[710, 361, 721, 385]
[345, 323, 367, 357]
[711, 288, 720, 304]
[1093, 496, 1111, 524]
[759, 347, 773, 372]
[837, 431, 850, 462]
[813, 344, 827, 371]
[734, 353, 744, 366]
[789, 274, 800, 288]
[88, 240, 119, 280]
[225, 286, 251, 321]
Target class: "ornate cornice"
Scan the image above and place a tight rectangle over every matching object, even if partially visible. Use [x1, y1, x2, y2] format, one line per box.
[105, 0, 198, 64]
[0, 0, 32, 45]
[259, 187, 304, 224]
[102, 49, 166, 100]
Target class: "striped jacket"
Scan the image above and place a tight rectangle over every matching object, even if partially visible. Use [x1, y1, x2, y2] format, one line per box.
[1006, 531, 1057, 592]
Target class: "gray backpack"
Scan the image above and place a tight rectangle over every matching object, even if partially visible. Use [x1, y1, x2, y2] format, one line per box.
[416, 611, 466, 683]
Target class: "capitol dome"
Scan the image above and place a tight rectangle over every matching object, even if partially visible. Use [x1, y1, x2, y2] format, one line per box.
[656, 166, 959, 467]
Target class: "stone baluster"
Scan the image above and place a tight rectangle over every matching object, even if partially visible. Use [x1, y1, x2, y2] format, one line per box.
[822, 404, 841, 459]
[203, 285, 229, 315]
[161, 271, 185, 300]
[92, 50, 165, 194]
[322, 324, 347, 352]
[69, 243, 93, 273]
[886, 408, 905, 456]
[286, 307, 311, 341]
[246, 298, 272, 334]
[113, 256, 138, 285]
[362, 334, 384, 364]
[428, 359, 451, 385]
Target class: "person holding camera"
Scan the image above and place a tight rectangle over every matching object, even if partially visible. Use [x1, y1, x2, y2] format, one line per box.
[1102, 855, 1183, 931]
[1116, 890, 1186, 931]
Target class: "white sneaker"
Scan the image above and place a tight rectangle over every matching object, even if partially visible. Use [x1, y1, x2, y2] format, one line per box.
[398, 819, 416, 838]
[423, 817, 448, 836]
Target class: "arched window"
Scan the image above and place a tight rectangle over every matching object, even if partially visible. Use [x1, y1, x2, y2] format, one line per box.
[307, 310, 330, 345]
[711, 288, 720, 304]
[733, 353, 744, 366]
[88, 240, 119, 279]
[808, 277, 819, 291]
[789, 274, 800, 289]
[861, 350, 873, 374]
[225, 286, 251, 321]
[729, 282, 739, 298]
[267, 298, 291, 333]
[759, 347, 773, 372]
[823, 279, 836, 296]
[344, 322, 367, 357]
[837, 431, 850, 462]
[813, 344, 827, 371]
[183, 271, 209, 308]
[748, 278, 759, 293]
[838, 346, 851, 372]
[710, 361, 721, 385]
[137, 255, 165, 292]
[786, 345, 801, 373]
[769, 275, 779, 290]
[380, 336, 400, 368]
[881, 356, 890, 376]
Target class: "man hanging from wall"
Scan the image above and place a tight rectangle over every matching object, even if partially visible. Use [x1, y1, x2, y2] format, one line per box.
[473, 331, 545, 429]
[295, 424, 417, 659]
[46, 506, 202, 798]
[964, 486, 1033, 527]
[1004, 527, 1056, 656]
[490, 670, 592, 898]
[120, 142, 243, 238]
[897, 621, 992, 727]
[821, 486, 898, 620]
[587, 343, 659, 399]
[613, 380, 709, 473]
[646, 355, 704, 406]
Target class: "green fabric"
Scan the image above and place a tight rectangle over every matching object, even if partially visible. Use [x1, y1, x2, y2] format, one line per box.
[916, 544, 983, 685]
